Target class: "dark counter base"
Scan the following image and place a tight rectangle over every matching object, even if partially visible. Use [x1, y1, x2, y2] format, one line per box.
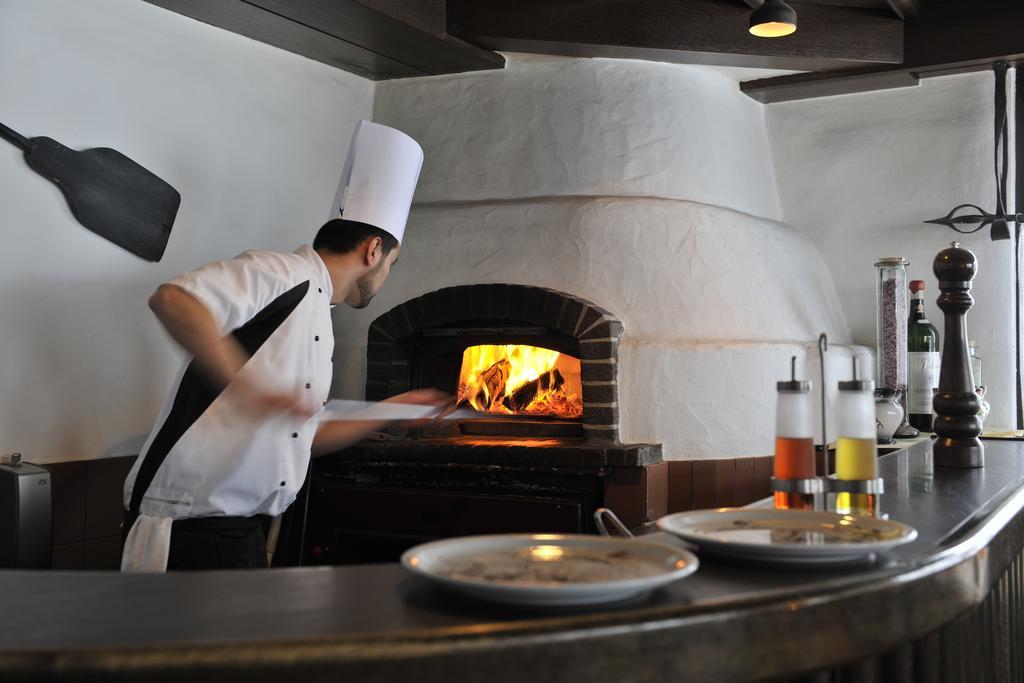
[784, 539, 1024, 683]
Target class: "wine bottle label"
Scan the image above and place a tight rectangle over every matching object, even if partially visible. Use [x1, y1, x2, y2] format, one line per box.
[908, 351, 940, 413]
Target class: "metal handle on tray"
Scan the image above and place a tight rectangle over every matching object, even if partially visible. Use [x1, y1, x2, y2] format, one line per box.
[594, 507, 634, 538]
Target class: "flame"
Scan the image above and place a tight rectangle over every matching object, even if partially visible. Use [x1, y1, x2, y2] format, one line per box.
[457, 344, 583, 417]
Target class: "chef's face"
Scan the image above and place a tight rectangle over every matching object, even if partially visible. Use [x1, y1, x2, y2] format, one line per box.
[351, 246, 399, 309]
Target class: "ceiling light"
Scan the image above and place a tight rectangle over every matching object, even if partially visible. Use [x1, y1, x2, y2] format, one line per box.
[749, 0, 798, 38]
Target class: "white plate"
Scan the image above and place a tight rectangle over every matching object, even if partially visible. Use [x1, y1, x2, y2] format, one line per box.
[401, 534, 699, 606]
[657, 509, 917, 566]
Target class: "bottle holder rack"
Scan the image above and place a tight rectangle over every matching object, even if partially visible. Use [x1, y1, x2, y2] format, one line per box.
[770, 477, 825, 495]
[827, 477, 885, 495]
[770, 476, 885, 514]
[768, 334, 886, 515]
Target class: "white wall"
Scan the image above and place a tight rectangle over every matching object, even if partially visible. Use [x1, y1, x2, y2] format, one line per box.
[9, 6, 980, 464]
[343, 55, 854, 460]
[767, 72, 1017, 430]
[0, 0, 374, 463]
[392, 55, 784, 221]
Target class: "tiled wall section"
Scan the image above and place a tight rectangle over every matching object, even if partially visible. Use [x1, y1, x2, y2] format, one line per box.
[40, 453, 776, 570]
[47, 456, 136, 570]
[668, 451, 840, 512]
[668, 456, 774, 512]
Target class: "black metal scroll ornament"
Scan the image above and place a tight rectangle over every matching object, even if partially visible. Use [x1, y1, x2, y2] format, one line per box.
[924, 204, 1019, 241]
[924, 61, 1013, 242]
[932, 242, 984, 468]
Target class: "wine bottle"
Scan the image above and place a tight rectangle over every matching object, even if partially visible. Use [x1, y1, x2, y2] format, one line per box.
[907, 280, 940, 431]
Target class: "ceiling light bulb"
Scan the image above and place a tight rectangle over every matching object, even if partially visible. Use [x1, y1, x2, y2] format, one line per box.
[749, 0, 798, 38]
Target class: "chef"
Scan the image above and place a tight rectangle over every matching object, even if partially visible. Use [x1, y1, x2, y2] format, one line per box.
[121, 120, 443, 572]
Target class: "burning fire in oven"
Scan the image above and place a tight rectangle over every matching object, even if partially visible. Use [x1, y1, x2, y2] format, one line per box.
[457, 345, 583, 418]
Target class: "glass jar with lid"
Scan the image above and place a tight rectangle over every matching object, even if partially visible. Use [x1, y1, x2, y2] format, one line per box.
[875, 257, 917, 437]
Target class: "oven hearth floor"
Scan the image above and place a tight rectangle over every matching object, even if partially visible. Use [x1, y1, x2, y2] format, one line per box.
[336, 437, 662, 468]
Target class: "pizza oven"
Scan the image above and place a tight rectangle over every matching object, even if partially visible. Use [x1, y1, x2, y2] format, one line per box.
[296, 285, 665, 567]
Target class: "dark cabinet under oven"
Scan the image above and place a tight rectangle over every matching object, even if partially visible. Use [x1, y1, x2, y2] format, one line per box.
[305, 483, 590, 565]
[275, 444, 663, 567]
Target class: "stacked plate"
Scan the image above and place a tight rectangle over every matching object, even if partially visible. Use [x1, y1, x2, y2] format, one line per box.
[657, 509, 918, 566]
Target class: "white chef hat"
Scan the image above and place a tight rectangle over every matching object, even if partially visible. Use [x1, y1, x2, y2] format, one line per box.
[330, 120, 424, 244]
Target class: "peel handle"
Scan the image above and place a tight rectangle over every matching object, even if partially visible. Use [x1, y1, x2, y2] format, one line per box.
[0, 122, 29, 151]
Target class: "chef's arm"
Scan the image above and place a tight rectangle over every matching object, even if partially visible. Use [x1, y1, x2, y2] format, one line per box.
[148, 284, 248, 388]
[311, 389, 454, 457]
[150, 285, 314, 417]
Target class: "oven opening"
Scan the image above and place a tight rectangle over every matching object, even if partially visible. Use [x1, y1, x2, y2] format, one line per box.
[371, 287, 621, 442]
[456, 344, 583, 418]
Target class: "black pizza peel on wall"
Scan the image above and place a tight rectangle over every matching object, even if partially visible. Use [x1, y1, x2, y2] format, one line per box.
[1, 121, 180, 262]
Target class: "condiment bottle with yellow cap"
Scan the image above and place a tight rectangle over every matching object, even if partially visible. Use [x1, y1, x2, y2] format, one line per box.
[834, 357, 881, 515]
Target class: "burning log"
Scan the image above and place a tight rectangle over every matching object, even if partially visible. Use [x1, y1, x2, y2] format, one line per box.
[501, 369, 565, 413]
[458, 358, 510, 411]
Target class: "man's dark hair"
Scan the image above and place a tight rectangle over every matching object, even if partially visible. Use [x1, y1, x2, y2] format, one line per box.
[313, 218, 399, 256]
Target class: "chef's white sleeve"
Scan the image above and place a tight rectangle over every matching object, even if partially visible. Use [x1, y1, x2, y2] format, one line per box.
[164, 250, 295, 333]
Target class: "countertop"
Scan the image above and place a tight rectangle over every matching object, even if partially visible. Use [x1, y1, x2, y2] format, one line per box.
[3, 439, 1024, 682]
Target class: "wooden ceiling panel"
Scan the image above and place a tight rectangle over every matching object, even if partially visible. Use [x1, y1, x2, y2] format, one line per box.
[142, 0, 503, 80]
[141, 0, 937, 82]
[448, 0, 904, 72]
[743, 0, 916, 19]
[742, 0, 1024, 102]
[882, 0, 922, 20]
[745, 0, 890, 6]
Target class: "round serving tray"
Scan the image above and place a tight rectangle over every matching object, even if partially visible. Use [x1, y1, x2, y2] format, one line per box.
[657, 509, 917, 566]
[401, 533, 699, 606]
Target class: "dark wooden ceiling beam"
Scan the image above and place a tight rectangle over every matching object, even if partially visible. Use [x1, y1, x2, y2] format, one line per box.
[447, 0, 904, 72]
[743, 68, 920, 102]
[743, 0, 904, 11]
[883, 0, 921, 21]
[246, 0, 503, 76]
[143, 0, 503, 80]
[744, 0, 914, 20]
[742, 1, 1024, 102]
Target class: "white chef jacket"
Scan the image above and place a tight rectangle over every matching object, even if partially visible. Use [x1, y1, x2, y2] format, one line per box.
[121, 245, 334, 572]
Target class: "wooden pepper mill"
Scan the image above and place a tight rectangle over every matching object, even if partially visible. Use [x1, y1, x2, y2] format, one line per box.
[932, 242, 984, 468]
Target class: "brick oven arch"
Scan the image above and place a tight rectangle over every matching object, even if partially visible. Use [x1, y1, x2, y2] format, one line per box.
[365, 284, 622, 442]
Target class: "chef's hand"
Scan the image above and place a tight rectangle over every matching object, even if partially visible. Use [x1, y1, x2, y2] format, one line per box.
[383, 389, 456, 424]
[311, 390, 455, 457]
[234, 377, 316, 420]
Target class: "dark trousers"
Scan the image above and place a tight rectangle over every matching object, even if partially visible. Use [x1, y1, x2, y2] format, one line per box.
[122, 512, 270, 570]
